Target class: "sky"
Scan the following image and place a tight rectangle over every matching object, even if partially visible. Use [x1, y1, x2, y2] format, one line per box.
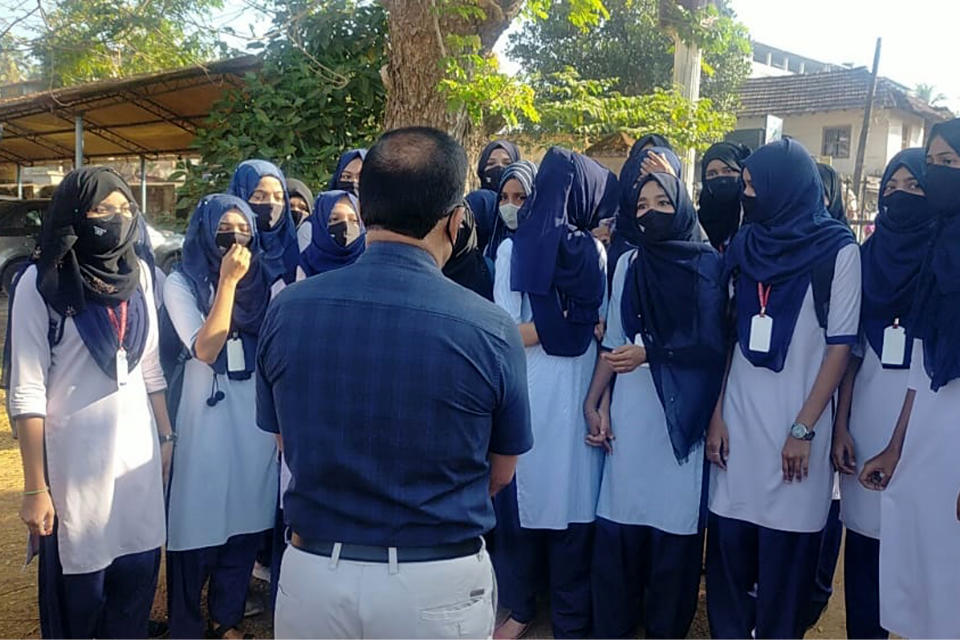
[214, 0, 960, 112]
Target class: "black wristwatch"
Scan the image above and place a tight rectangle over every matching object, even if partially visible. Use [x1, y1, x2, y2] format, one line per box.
[159, 432, 178, 445]
[789, 422, 815, 441]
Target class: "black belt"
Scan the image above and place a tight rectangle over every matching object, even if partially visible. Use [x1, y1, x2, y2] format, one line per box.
[290, 532, 482, 563]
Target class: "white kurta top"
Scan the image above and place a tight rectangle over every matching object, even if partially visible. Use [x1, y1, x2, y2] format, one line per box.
[709, 244, 861, 533]
[164, 271, 279, 551]
[879, 340, 960, 638]
[9, 263, 167, 575]
[595, 251, 704, 535]
[840, 340, 911, 539]
[494, 237, 605, 530]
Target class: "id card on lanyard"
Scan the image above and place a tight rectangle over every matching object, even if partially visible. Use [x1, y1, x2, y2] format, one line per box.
[106, 302, 129, 387]
[881, 318, 907, 366]
[749, 283, 773, 353]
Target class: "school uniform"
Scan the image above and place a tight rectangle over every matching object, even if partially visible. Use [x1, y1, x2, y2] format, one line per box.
[491, 148, 616, 638]
[11, 262, 166, 639]
[163, 195, 279, 638]
[706, 139, 860, 639]
[591, 170, 725, 638]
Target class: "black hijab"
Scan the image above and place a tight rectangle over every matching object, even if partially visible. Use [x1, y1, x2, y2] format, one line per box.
[443, 194, 494, 300]
[36, 166, 141, 316]
[287, 178, 314, 226]
[634, 134, 672, 151]
[477, 140, 521, 191]
[698, 142, 751, 250]
[817, 163, 848, 224]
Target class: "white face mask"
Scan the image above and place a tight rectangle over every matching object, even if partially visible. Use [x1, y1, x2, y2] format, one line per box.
[499, 203, 521, 231]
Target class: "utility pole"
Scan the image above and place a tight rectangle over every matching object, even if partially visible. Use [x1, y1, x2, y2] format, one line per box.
[852, 37, 882, 218]
[661, 0, 710, 194]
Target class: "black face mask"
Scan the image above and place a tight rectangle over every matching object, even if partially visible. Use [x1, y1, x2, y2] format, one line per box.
[740, 194, 766, 225]
[481, 166, 506, 192]
[336, 179, 359, 197]
[637, 210, 675, 242]
[249, 202, 284, 232]
[77, 214, 134, 256]
[882, 190, 930, 225]
[705, 176, 741, 203]
[215, 230, 252, 254]
[328, 220, 361, 247]
[924, 164, 960, 214]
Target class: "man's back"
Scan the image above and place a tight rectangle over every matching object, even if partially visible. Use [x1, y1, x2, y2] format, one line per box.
[257, 241, 531, 547]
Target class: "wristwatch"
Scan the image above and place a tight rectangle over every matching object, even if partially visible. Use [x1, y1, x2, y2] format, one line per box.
[159, 432, 178, 445]
[789, 422, 815, 441]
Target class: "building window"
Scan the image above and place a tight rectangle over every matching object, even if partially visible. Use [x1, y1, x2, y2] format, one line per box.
[822, 126, 852, 159]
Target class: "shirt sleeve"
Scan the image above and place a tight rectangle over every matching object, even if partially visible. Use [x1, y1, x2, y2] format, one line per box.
[163, 271, 205, 353]
[596, 238, 609, 323]
[8, 266, 51, 418]
[297, 222, 312, 253]
[489, 320, 533, 456]
[255, 305, 280, 434]
[602, 251, 632, 351]
[826, 243, 861, 344]
[493, 239, 524, 324]
[907, 338, 926, 392]
[138, 261, 166, 394]
[851, 332, 866, 360]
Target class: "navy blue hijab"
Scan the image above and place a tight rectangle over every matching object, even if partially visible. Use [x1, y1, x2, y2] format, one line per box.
[35, 167, 149, 381]
[619, 173, 726, 461]
[635, 134, 672, 151]
[725, 139, 856, 371]
[511, 147, 618, 357]
[299, 190, 365, 277]
[228, 160, 299, 284]
[484, 160, 537, 261]
[444, 194, 493, 300]
[328, 149, 367, 190]
[860, 149, 933, 368]
[180, 194, 270, 378]
[477, 140, 521, 182]
[911, 119, 960, 390]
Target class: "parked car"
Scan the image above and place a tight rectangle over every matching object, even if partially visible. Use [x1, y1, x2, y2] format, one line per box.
[0, 198, 184, 295]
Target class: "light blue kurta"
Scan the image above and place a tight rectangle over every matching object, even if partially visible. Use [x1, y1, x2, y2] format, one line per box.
[595, 250, 704, 536]
[164, 271, 279, 551]
[494, 238, 605, 530]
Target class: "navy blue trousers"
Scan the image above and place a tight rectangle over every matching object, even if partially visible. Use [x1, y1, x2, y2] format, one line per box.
[803, 499, 843, 630]
[591, 517, 702, 639]
[706, 512, 821, 639]
[844, 530, 888, 639]
[492, 479, 593, 639]
[38, 522, 160, 639]
[166, 531, 262, 638]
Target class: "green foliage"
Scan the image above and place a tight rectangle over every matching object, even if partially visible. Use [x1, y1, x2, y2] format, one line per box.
[525, 0, 609, 29]
[0, 34, 33, 84]
[508, 0, 751, 111]
[33, 0, 227, 86]
[915, 83, 947, 107]
[175, 0, 386, 213]
[521, 67, 735, 152]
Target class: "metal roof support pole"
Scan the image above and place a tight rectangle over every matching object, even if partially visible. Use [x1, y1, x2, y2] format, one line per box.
[74, 114, 84, 169]
[140, 155, 148, 216]
[853, 37, 882, 234]
[16, 164, 22, 199]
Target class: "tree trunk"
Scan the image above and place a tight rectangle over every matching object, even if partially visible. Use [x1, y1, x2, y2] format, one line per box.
[380, 0, 522, 159]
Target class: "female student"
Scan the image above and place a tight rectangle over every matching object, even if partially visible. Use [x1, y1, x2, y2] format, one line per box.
[698, 141, 750, 252]
[859, 118, 960, 638]
[328, 148, 366, 196]
[485, 160, 537, 266]
[831, 148, 932, 639]
[286, 178, 313, 228]
[10, 167, 169, 638]
[491, 147, 614, 640]
[817, 163, 849, 225]
[443, 190, 493, 299]
[706, 139, 860, 638]
[164, 194, 279, 639]
[585, 171, 726, 638]
[297, 190, 365, 280]
[228, 160, 299, 288]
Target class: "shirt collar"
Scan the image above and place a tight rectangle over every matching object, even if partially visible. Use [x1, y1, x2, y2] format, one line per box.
[358, 241, 442, 273]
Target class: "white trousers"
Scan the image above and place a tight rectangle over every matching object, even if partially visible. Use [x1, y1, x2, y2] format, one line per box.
[274, 542, 496, 639]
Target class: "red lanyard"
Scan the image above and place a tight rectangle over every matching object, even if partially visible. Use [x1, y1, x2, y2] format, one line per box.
[757, 283, 772, 317]
[106, 302, 128, 347]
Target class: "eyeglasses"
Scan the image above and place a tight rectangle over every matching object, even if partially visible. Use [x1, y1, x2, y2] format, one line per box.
[90, 203, 138, 218]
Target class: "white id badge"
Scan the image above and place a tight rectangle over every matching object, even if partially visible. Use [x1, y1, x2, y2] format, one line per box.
[115, 348, 129, 387]
[749, 314, 773, 353]
[881, 325, 907, 366]
[226, 338, 246, 373]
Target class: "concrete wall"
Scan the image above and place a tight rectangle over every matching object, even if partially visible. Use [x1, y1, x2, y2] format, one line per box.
[736, 108, 927, 178]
